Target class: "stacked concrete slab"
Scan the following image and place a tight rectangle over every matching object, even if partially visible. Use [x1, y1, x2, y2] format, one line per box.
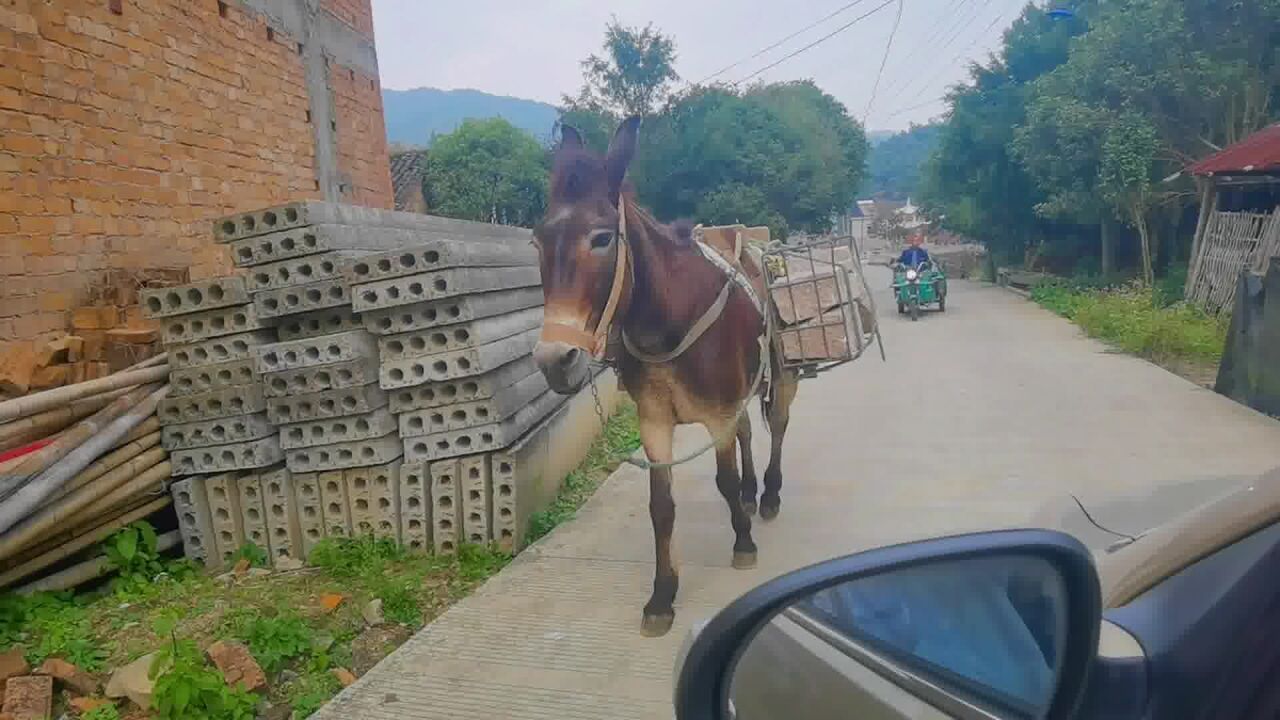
[167, 201, 622, 566]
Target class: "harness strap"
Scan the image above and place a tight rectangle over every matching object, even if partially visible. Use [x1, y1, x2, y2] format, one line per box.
[621, 267, 737, 363]
[539, 198, 631, 359]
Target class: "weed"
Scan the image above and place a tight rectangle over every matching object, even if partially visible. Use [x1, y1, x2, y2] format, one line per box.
[308, 536, 403, 578]
[1032, 280, 1227, 364]
[103, 521, 164, 581]
[0, 592, 104, 670]
[454, 544, 510, 583]
[235, 613, 312, 674]
[151, 616, 258, 720]
[526, 401, 640, 543]
[82, 703, 122, 720]
[228, 542, 269, 569]
[374, 580, 420, 626]
[286, 668, 342, 719]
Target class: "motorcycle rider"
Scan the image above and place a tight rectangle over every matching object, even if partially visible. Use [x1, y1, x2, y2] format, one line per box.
[897, 233, 930, 268]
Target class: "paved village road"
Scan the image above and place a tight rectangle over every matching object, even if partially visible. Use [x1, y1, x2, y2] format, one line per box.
[315, 270, 1280, 719]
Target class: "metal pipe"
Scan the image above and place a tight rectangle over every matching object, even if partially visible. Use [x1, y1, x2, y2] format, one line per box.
[0, 385, 168, 534]
[0, 364, 170, 424]
[0, 496, 171, 590]
[15, 530, 181, 595]
[0, 447, 168, 560]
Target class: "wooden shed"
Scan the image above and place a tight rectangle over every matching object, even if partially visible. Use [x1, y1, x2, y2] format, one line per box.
[1185, 124, 1280, 312]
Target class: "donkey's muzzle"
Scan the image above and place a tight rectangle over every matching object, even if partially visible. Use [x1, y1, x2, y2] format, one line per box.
[533, 341, 590, 395]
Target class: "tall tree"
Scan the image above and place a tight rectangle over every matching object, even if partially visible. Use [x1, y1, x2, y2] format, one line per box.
[569, 20, 680, 118]
[423, 118, 548, 227]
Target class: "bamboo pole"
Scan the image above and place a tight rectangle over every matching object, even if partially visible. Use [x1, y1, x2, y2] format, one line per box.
[0, 385, 168, 534]
[123, 353, 169, 373]
[55, 432, 162, 500]
[0, 447, 169, 560]
[0, 364, 170, 424]
[111, 416, 161, 451]
[58, 461, 171, 539]
[0, 496, 171, 590]
[15, 531, 181, 595]
[0, 384, 158, 501]
[0, 387, 134, 452]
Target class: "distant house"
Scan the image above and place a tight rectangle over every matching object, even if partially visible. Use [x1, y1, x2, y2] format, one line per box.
[390, 150, 428, 213]
[832, 200, 871, 246]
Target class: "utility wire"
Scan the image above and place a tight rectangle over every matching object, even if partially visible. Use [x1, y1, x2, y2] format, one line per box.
[882, 0, 1001, 109]
[862, 0, 905, 123]
[893, 10, 1004, 110]
[731, 0, 898, 87]
[698, 0, 872, 85]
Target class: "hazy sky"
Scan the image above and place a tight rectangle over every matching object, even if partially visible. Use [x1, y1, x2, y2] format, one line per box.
[370, 0, 1029, 132]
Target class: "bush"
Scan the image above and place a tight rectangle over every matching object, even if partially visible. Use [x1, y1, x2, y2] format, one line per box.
[1032, 280, 1227, 363]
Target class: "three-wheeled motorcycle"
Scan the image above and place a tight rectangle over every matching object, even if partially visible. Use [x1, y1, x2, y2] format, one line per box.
[892, 261, 946, 321]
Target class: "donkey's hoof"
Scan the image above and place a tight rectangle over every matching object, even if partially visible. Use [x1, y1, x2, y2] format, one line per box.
[741, 500, 758, 516]
[760, 498, 781, 521]
[641, 612, 675, 637]
[732, 550, 758, 569]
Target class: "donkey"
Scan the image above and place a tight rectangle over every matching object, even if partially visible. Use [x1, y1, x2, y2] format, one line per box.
[531, 117, 799, 636]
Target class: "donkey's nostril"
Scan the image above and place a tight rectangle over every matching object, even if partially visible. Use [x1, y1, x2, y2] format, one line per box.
[560, 347, 581, 367]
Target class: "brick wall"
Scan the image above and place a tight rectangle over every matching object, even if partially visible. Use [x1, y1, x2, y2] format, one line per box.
[322, 0, 375, 39]
[331, 61, 394, 209]
[0, 0, 393, 344]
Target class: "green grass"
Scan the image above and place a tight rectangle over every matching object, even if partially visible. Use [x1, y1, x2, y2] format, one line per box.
[1031, 279, 1228, 365]
[526, 400, 641, 544]
[0, 401, 639, 719]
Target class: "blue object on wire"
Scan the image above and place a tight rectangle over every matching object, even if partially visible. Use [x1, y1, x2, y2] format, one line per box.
[1048, 7, 1075, 18]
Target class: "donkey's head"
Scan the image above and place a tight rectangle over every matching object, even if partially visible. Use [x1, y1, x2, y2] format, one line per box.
[532, 117, 640, 394]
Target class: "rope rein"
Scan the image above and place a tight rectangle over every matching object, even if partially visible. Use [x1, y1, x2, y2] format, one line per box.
[589, 199, 774, 472]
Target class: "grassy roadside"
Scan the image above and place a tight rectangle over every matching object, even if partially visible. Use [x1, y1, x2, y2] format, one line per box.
[1030, 279, 1228, 384]
[0, 399, 641, 719]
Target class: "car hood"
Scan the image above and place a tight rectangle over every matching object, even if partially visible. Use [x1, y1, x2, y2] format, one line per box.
[1033, 469, 1280, 608]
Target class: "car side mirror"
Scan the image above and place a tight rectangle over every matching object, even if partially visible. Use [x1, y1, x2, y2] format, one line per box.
[674, 530, 1101, 720]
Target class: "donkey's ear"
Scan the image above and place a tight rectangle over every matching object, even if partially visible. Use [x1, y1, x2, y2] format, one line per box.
[605, 116, 641, 203]
[559, 124, 584, 150]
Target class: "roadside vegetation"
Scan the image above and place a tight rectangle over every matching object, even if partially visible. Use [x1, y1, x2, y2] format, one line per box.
[1031, 273, 1228, 379]
[0, 402, 640, 719]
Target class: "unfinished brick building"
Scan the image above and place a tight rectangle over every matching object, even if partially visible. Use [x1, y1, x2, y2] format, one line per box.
[0, 0, 395, 345]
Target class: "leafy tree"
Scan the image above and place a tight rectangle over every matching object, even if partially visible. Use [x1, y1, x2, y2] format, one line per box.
[423, 118, 548, 227]
[631, 82, 867, 237]
[863, 124, 942, 200]
[573, 20, 680, 117]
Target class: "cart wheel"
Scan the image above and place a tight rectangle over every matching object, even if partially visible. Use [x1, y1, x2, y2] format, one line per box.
[910, 301, 920, 322]
[897, 302, 905, 314]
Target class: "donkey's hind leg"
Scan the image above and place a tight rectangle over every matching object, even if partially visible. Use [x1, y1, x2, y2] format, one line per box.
[714, 424, 757, 569]
[737, 414, 759, 516]
[760, 372, 799, 521]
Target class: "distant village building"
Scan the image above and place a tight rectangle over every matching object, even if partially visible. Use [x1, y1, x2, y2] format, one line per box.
[895, 198, 929, 232]
[390, 150, 429, 213]
[832, 200, 870, 246]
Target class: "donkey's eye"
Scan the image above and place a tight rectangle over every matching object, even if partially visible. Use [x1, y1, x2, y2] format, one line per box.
[589, 231, 615, 250]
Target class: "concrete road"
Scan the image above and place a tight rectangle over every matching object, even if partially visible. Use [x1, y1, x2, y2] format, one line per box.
[315, 273, 1280, 719]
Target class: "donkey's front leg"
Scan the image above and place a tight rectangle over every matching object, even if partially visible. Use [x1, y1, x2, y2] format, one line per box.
[640, 416, 678, 637]
[714, 428, 757, 569]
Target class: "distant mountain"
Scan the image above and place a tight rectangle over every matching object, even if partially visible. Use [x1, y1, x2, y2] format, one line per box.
[861, 124, 942, 200]
[382, 88, 559, 147]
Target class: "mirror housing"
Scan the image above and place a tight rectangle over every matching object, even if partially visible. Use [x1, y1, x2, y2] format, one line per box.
[674, 530, 1101, 720]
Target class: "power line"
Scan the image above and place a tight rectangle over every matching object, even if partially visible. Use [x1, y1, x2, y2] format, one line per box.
[731, 0, 898, 87]
[697, 0, 872, 85]
[862, 0, 905, 123]
[894, 10, 1005, 109]
[881, 0, 1001, 109]
[876, 0, 972, 88]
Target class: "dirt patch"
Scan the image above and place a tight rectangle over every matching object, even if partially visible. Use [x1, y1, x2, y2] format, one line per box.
[350, 625, 414, 676]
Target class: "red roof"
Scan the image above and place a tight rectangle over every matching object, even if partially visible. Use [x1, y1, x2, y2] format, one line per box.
[1189, 124, 1280, 176]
